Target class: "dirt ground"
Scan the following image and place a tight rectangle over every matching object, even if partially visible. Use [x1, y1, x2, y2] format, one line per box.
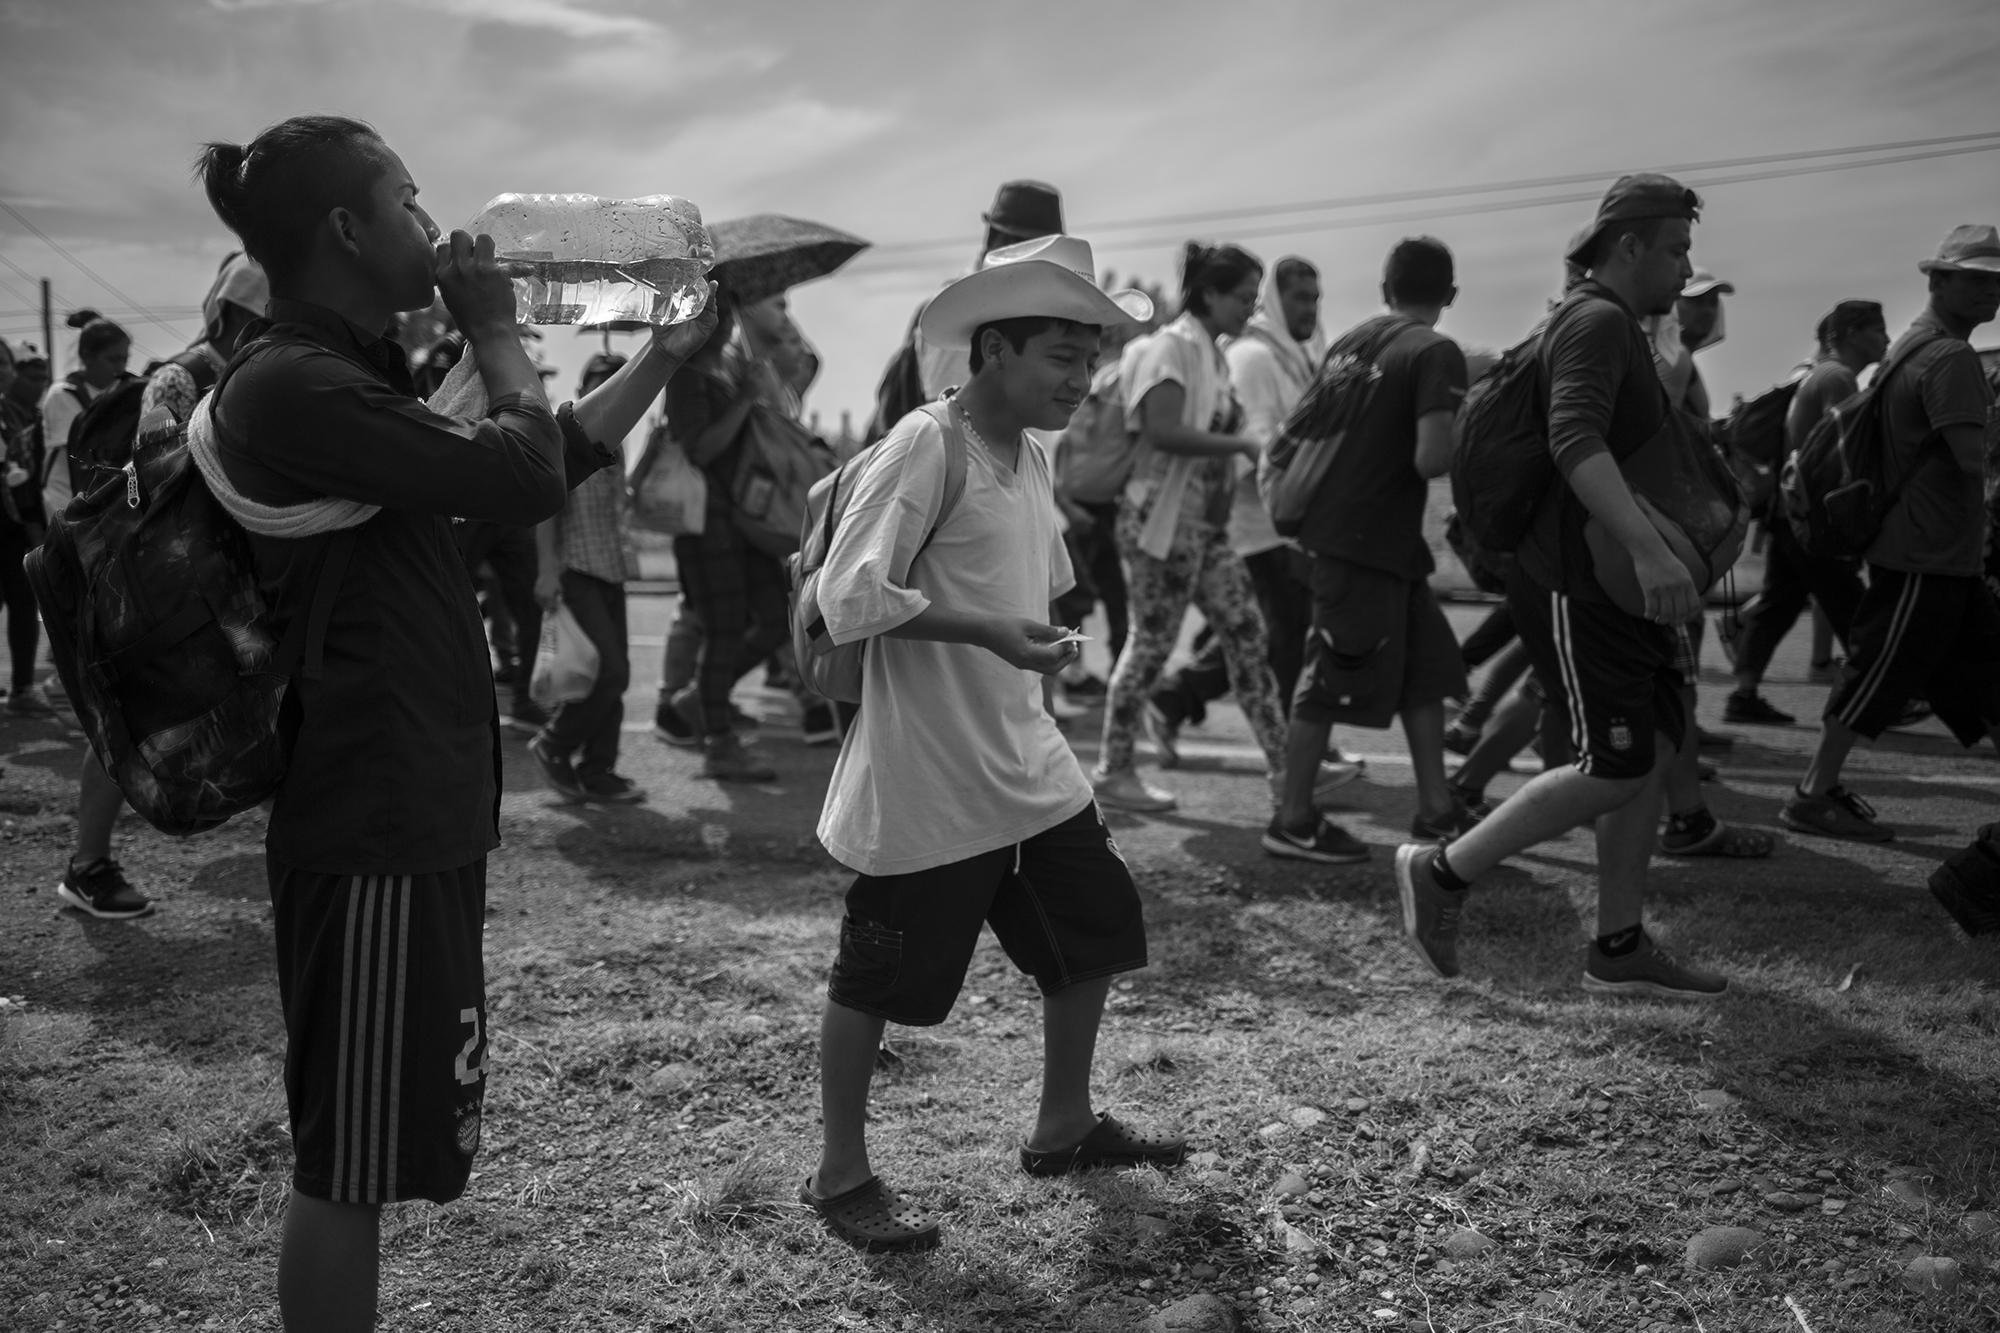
[3, 596, 1997, 1332]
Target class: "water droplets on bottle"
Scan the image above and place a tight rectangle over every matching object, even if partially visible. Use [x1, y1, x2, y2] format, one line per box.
[464, 193, 714, 328]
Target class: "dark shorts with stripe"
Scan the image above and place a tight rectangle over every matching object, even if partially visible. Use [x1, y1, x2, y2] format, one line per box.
[1826, 566, 2000, 744]
[269, 858, 488, 1206]
[1506, 565, 1686, 782]
[827, 802, 1147, 1027]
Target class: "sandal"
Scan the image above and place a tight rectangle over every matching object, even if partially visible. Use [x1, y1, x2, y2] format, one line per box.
[1019, 1112, 1187, 1177]
[798, 1175, 940, 1252]
[1661, 813, 1774, 859]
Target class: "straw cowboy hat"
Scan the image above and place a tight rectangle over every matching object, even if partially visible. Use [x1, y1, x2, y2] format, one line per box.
[919, 235, 1154, 350]
[1917, 224, 2000, 275]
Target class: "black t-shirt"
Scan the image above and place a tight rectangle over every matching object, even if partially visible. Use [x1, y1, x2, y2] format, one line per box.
[1299, 314, 1468, 578]
[1518, 283, 1670, 601]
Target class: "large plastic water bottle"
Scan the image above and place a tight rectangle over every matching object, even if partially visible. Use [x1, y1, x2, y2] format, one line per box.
[465, 193, 714, 328]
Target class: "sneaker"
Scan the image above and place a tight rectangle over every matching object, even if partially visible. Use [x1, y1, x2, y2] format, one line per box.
[1393, 843, 1464, 979]
[1143, 701, 1181, 770]
[801, 702, 841, 747]
[701, 731, 776, 783]
[1410, 800, 1483, 841]
[1930, 854, 2000, 938]
[1582, 929, 1727, 1000]
[502, 697, 550, 735]
[1722, 691, 1794, 726]
[1312, 759, 1365, 803]
[527, 734, 588, 801]
[653, 689, 703, 748]
[1807, 657, 1841, 685]
[1261, 815, 1369, 864]
[1090, 766, 1176, 813]
[1780, 785, 1893, 843]
[55, 858, 154, 920]
[578, 772, 646, 804]
[7, 684, 56, 718]
[1442, 719, 1481, 757]
[1445, 778, 1492, 821]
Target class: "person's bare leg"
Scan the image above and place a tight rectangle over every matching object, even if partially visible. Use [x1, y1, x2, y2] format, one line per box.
[1026, 975, 1113, 1152]
[813, 1000, 887, 1197]
[73, 757, 124, 866]
[1278, 714, 1334, 830]
[1453, 687, 1540, 794]
[1441, 764, 1646, 881]
[278, 1194, 379, 1333]
[1404, 700, 1454, 824]
[1810, 603, 1834, 670]
[1593, 746, 1668, 936]
[1801, 717, 1862, 796]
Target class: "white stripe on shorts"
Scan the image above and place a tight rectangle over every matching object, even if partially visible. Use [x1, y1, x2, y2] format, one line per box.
[331, 876, 410, 1205]
[1551, 589, 1592, 775]
[1836, 572, 1923, 731]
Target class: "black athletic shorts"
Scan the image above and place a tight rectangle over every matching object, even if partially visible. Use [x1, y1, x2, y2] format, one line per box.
[1507, 565, 1685, 782]
[827, 801, 1147, 1027]
[269, 857, 488, 1206]
[1294, 555, 1468, 727]
[1827, 566, 2000, 743]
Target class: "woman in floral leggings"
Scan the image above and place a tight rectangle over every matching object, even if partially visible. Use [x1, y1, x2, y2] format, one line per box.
[1091, 243, 1290, 814]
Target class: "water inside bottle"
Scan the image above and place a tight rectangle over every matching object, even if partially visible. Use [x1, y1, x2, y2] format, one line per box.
[468, 192, 713, 328]
[504, 256, 711, 327]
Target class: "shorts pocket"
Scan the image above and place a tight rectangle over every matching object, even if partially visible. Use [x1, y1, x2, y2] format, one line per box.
[828, 915, 902, 1002]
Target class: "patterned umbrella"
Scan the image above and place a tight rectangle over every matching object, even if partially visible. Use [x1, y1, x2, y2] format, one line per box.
[706, 214, 871, 306]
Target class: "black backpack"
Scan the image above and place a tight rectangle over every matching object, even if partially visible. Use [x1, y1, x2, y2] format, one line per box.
[57, 350, 219, 502]
[24, 351, 356, 836]
[1448, 313, 1561, 555]
[1719, 378, 1801, 515]
[1777, 334, 1942, 560]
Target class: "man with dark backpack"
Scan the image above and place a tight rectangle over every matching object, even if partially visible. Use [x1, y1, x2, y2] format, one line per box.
[1721, 300, 1883, 724]
[182, 115, 714, 1331]
[1265, 238, 1471, 863]
[1397, 174, 1730, 1000]
[1780, 225, 2000, 842]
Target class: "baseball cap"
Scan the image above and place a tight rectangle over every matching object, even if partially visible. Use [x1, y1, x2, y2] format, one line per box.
[1565, 174, 1703, 264]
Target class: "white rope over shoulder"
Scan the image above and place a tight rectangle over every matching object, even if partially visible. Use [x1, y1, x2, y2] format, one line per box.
[184, 393, 380, 539]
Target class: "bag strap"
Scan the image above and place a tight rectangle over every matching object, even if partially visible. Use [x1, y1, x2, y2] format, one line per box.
[918, 400, 970, 557]
[271, 526, 360, 681]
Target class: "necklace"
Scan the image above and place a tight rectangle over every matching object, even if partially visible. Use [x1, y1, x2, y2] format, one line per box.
[953, 400, 1006, 456]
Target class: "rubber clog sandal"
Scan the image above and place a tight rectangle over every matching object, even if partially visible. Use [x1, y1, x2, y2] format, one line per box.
[798, 1176, 939, 1253]
[1019, 1112, 1187, 1177]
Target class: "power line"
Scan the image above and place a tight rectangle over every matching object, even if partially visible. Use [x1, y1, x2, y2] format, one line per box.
[0, 197, 186, 344]
[845, 138, 2000, 279]
[857, 130, 2000, 261]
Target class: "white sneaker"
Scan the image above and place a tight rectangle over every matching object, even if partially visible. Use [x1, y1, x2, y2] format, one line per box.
[1091, 767, 1177, 813]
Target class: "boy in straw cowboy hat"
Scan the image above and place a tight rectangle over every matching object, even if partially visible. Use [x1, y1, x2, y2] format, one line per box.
[801, 235, 1183, 1252]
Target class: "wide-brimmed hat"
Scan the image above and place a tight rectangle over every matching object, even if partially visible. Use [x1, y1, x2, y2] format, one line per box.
[1917, 224, 2000, 275]
[918, 235, 1154, 350]
[982, 180, 1063, 241]
[1681, 268, 1733, 299]
[1565, 173, 1702, 265]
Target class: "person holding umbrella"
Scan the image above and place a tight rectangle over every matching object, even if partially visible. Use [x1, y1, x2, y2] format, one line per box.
[654, 216, 869, 777]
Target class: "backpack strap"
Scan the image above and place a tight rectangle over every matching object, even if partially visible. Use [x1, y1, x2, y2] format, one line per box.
[271, 527, 361, 681]
[913, 398, 971, 558]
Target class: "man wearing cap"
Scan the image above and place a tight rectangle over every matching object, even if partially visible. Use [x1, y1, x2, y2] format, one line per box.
[865, 181, 1064, 441]
[1722, 300, 1885, 725]
[1782, 225, 2000, 842]
[1395, 173, 1729, 1000]
[804, 236, 1180, 1252]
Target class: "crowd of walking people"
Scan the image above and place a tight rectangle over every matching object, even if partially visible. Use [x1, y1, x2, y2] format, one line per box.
[3, 111, 1997, 1323]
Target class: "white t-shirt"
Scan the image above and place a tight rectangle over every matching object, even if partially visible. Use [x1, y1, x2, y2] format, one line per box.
[816, 406, 1091, 876]
[40, 381, 94, 517]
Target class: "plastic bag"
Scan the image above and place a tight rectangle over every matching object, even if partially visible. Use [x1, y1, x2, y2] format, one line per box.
[529, 604, 600, 708]
[627, 426, 707, 535]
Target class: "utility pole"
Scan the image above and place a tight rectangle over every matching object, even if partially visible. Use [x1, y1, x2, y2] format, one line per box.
[40, 278, 53, 373]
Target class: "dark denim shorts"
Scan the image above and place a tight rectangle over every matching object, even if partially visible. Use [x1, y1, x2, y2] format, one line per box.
[826, 802, 1148, 1026]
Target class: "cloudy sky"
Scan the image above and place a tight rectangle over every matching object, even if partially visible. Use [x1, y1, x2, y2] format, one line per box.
[2, 0, 1996, 442]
